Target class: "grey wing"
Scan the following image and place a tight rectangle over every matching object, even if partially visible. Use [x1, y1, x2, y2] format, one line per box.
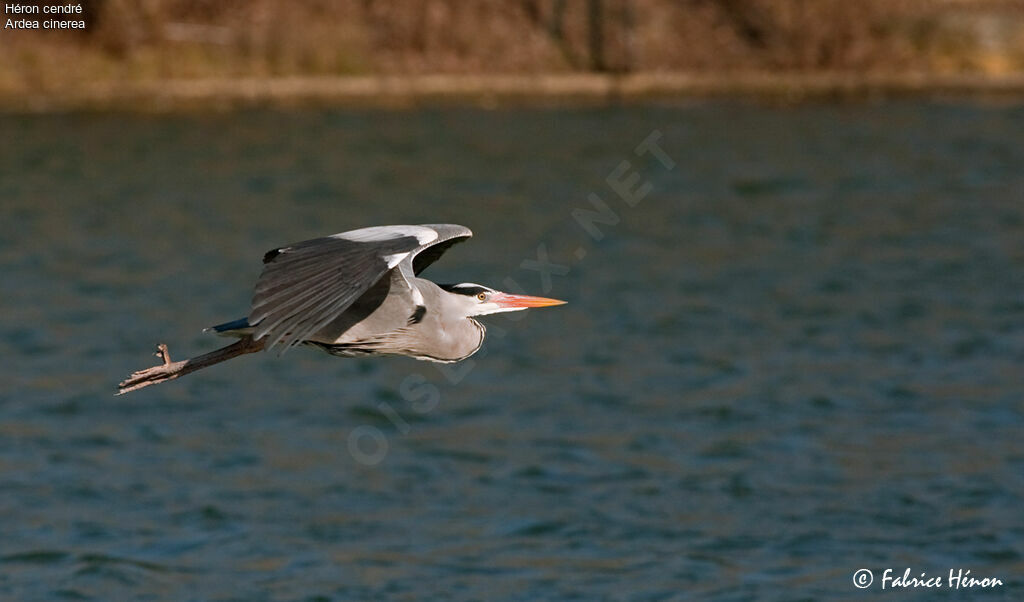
[410, 224, 473, 275]
[249, 225, 439, 351]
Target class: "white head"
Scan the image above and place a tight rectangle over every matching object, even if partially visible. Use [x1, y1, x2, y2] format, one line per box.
[439, 283, 566, 318]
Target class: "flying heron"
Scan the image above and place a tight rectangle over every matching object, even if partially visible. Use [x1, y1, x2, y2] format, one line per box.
[118, 224, 565, 394]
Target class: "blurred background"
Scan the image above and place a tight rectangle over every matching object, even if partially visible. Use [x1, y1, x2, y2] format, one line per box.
[2, 2, 1024, 601]
[4, 0, 1024, 107]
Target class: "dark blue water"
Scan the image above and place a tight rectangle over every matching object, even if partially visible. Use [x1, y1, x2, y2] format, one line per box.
[1, 104, 1022, 600]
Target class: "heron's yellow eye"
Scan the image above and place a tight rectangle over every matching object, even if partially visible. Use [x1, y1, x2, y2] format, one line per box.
[477, 292, 487, 301]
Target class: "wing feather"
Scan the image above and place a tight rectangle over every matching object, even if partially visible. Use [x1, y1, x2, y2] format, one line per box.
[247, 224, 472, 352]
[249, 229, 426, 351]
[409, 224, 473, 275]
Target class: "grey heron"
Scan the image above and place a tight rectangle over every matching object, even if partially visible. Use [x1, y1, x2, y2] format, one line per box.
[118, 224, 565, 394]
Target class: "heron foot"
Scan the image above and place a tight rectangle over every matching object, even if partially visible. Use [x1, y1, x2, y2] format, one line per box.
[157, 343, 172, 365]
[117, 337, 264, 396]
[117, 344, 188, 395]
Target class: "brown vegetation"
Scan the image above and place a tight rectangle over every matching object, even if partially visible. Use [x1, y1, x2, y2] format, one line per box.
[2, 0, 1024, 105]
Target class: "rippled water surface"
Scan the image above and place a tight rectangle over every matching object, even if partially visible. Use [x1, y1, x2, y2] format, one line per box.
[1, 103, 1023, 600]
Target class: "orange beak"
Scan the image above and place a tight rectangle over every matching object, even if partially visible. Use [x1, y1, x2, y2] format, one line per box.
[491, 292, 567, 309]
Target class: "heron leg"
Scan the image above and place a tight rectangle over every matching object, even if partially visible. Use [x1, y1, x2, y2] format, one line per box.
[117, 336, 264, 395]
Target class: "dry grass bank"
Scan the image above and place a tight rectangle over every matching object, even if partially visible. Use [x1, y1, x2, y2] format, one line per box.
[3, 0, 1024, 109]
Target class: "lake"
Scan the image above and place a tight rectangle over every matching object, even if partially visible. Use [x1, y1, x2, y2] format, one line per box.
[1, 103, 1022, 600]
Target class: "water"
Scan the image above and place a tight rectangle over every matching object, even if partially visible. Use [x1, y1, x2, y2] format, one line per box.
[1, 103, 1023, 600]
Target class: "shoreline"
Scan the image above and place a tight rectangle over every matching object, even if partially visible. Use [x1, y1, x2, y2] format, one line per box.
[6, 71, 1024, 113]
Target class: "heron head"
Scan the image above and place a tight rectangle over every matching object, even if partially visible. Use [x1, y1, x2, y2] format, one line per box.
[440, 283, 566, 317]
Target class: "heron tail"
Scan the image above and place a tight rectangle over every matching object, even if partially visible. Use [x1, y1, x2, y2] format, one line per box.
[205, 317, 252, 336]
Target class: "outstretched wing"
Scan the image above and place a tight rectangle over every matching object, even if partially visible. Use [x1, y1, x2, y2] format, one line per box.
[249, 224, 473, 352]
[249, 225, 438, 351]
[410, 223, 473, 275]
